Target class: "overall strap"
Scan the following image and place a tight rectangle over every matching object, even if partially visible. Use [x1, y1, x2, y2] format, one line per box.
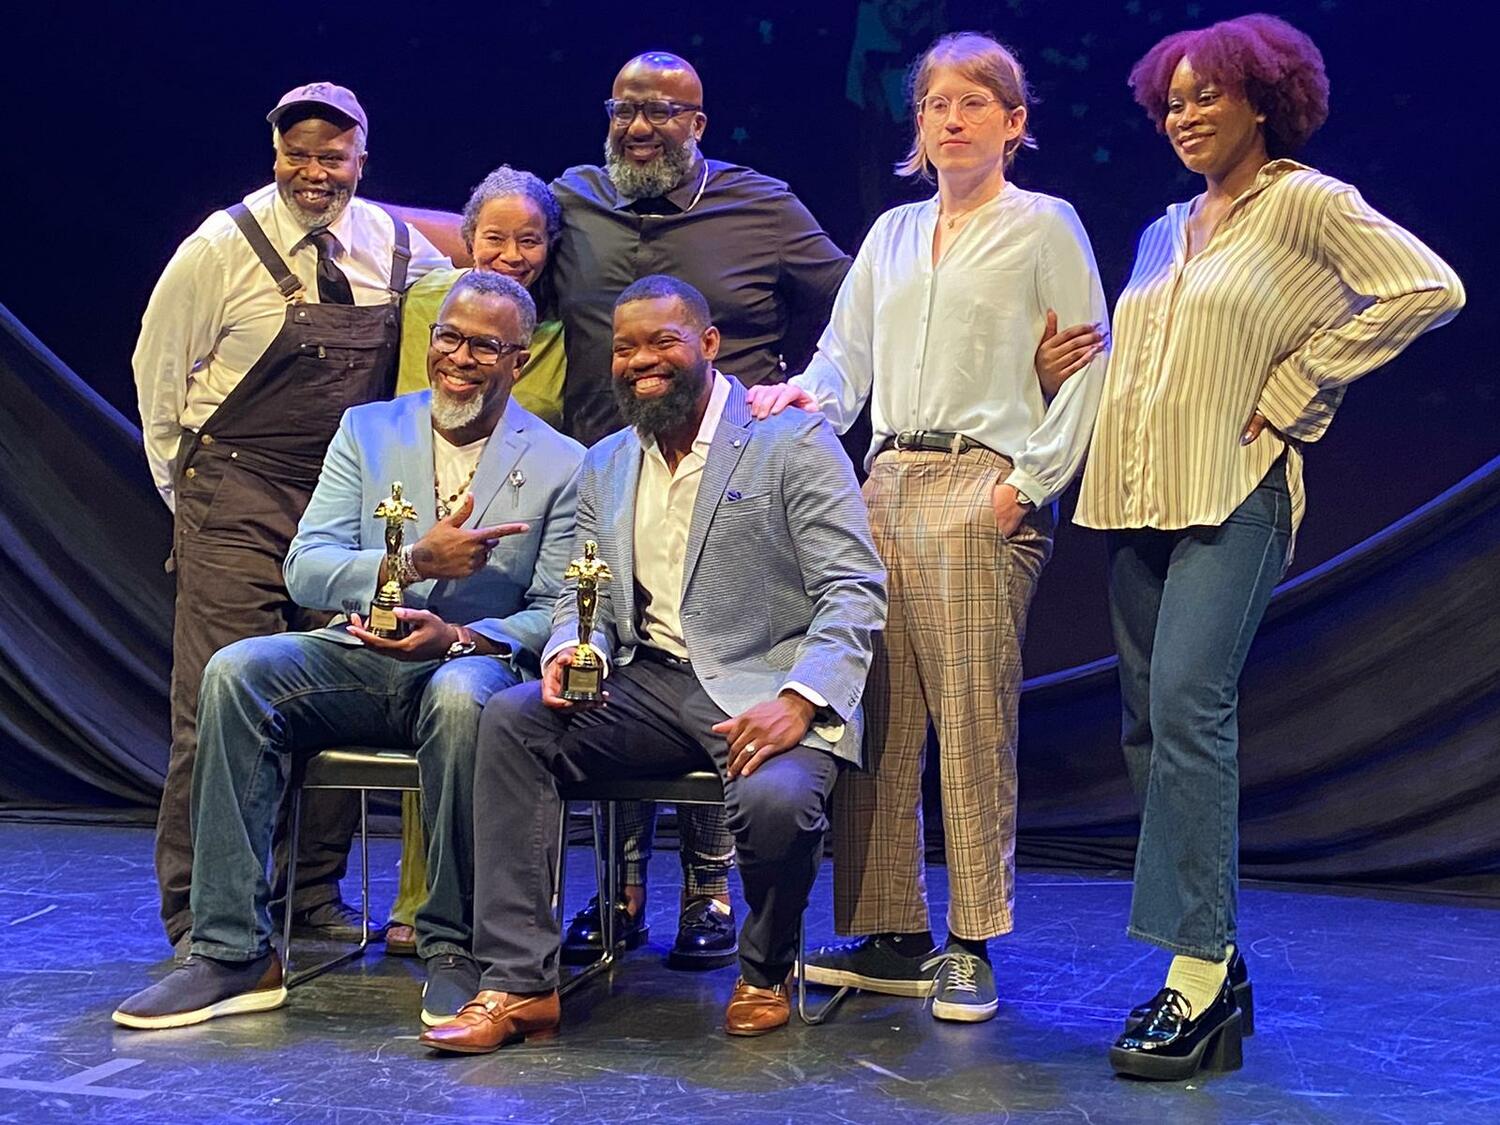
[227, 203, 304, 300]
[379, 206, 412, 294]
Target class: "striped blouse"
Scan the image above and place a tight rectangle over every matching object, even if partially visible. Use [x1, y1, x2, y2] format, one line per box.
[1075, 160, 1465, 536]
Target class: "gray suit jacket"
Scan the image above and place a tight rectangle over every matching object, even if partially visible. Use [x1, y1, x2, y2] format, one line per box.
[546, 375, 886, 765]
[286, 391, 584, 672]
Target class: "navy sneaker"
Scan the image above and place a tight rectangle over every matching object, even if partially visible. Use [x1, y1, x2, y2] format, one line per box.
[421, 953, 482, 1027]
[112, 951, 286, 1030]
[801, 935, 938, 997]
[923, 947, 998, 1023]
[290, 899, 385, 943]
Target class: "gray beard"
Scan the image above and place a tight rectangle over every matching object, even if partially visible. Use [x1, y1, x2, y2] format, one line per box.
[612, 364, 707, 443]
[605, 134, 699, 202]
[430, 385, 486, 431]
[278, 181, 354, 231]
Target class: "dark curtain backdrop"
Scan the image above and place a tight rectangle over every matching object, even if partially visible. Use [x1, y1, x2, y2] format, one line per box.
[4, 303, 1498, 893]
[1, 0, 1496, 892]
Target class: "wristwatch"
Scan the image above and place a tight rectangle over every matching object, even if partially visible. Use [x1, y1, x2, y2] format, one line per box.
[444, 625, 478, 660]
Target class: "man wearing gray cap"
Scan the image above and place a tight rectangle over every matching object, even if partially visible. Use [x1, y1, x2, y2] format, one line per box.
[133, 82, 449, 954]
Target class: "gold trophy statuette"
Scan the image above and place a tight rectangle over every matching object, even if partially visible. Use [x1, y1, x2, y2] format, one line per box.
[561, 539, 613, 702]
[370, 481, 418, 639]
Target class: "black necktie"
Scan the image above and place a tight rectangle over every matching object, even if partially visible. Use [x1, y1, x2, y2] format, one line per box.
[308, 229, 354, 305]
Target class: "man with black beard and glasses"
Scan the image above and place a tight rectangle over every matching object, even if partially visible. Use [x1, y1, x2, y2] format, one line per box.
[552, 51, 850, 446]
[419, 276, 885, 1052]
[543, 50, 853, 974]
[115, 271, 583, 1031]
[133, 83, 449, 958]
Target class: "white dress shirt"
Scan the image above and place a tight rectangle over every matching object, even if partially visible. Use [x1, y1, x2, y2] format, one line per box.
[133, 183, 449, 507]
[792, 182, 1109, 507]
[633, 371, 733, 659]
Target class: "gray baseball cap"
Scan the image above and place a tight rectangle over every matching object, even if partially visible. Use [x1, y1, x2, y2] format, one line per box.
[267, 82, 368, 135]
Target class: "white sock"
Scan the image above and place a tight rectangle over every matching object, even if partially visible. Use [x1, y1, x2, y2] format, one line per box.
[1164, 944, 1233, 1018]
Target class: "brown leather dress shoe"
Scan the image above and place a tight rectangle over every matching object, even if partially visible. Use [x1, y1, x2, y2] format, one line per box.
[724, 975, 791, 1037]
[418, 989, 560, 1055]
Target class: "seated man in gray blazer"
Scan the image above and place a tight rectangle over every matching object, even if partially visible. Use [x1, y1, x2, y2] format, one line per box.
[114, 271, 584, 1031]
[419, 274, 887, 1054]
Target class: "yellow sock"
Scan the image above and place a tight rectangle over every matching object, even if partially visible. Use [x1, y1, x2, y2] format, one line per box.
[1164, 943, 1234, 1018]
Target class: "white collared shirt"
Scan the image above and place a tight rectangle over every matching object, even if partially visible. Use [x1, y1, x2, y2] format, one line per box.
[133, 182, 449, 507]
[632, 370, 732, 659]
[792, 182, 1109, 506]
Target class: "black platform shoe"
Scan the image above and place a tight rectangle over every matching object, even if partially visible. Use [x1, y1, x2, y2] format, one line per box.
[667, 896, 738, 970]
[1109, 979, 1244, 1082]
[1126, 947, 1254, 1036]
[560, 895, 648, 965]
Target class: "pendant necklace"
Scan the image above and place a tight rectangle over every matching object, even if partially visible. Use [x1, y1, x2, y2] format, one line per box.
[435, 465, 479, 520]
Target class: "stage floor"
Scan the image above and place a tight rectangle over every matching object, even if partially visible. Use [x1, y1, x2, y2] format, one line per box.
[0, 823, 1496, 1123]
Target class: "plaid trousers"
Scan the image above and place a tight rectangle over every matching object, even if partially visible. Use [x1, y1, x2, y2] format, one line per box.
[833, 448, 1052, 940]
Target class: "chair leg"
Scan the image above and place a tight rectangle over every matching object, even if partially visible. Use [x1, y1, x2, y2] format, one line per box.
[552, 800, 569, 926]
[796, 915, 849, 1025]
[281, 788, 303, 980]
[560, 800, 619, 998]
[285, 788, 371, 989]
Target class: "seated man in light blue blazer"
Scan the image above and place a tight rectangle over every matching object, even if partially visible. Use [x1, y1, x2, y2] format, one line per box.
[420, 274, 887, 1054]
[114, 271, 584, 1032]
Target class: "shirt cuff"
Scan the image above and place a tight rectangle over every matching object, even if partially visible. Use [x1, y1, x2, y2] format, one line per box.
[781, 680, 829, 709]
[1003, 468, 1047, 509]
[1257, 357, 1324, 437]
[782, 681, 846, 743]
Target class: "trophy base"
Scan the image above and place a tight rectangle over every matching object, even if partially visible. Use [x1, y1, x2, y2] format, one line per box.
[560, 661, 603, 703]
[368, 602, 407, 640]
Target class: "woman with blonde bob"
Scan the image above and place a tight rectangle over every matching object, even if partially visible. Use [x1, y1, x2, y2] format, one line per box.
[1067, 14, 1464, 1081]
[750, 31, 1108, 1022]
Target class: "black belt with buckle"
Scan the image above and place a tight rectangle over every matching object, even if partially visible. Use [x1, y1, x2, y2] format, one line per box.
[885, 430, 983, 454]
[635, 645, 691, 668]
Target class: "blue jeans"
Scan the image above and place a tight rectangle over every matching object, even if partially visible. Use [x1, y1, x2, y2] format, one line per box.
[188, 632, 520, 962]
[1107, 459, 1291, 959]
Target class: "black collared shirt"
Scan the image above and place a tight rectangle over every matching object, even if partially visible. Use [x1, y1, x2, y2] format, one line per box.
[549, 157, 851, 446]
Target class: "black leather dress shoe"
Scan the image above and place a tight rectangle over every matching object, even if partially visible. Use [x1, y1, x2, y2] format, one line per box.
[560, 895, 648, 965]
[667, 897, 738, 970]
[1110, 979, 1244, 1081]
[1126, 947, 1254, 1035]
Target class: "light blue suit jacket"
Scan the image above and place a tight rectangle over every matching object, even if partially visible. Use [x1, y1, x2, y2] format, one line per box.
[547, 375, 887, 765]
[286, 391, 584, 671]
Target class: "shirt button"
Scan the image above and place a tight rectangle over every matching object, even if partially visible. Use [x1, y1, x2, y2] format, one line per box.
[185, 467, 197, 479]
[200, 434, 215, 446]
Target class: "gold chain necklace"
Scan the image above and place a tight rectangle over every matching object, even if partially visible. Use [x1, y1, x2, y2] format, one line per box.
[940, 202, 986, 230]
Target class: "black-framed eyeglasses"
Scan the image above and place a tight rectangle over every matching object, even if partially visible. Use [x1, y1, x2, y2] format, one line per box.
[604, 98, 702, 126]
[429, 323, 525, 365]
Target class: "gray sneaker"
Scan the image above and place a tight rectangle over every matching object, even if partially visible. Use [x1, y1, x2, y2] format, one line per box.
[923, 949, 998, 1023]
[113, 951, 286, 1030]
